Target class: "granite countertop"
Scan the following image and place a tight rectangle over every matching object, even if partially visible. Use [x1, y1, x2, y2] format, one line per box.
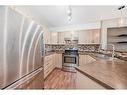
[45, 50, 64, 56]
[45, 49, 127, 61]
[76, 55, 127, 89]
[79, 50, 127, 61]
[45, 51, 55, 56]
[98, 51, 127, 61]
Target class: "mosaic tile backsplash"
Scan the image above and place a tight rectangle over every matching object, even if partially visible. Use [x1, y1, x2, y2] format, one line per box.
[45, 44, 100, 52]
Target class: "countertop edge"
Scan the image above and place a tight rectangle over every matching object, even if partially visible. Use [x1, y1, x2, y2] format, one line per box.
[75, 67, 114, 89]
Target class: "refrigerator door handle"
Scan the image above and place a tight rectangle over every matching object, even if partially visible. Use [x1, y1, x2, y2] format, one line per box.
[3, 67, 43, 90]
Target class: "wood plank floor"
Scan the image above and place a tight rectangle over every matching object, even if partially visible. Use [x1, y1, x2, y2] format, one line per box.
[44, 68, 105, 89]
[44, 69, 76, 89]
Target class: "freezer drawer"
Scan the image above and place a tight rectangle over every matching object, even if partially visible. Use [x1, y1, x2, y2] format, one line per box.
[4, 67, 44, 89]
[16, 69, 44, 89]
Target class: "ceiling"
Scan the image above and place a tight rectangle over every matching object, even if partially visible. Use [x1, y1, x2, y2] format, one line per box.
[16, 6, 127, 28]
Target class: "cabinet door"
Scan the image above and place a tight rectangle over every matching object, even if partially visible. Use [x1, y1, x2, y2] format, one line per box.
[51, 32, 58, 44]
[79, 55, 96, 66]
[78, 31, 89, 44]
[86, 55, 96, 63]
[58, 31, 72, 44]
[78, 29, 100, 44]
[43, 28, 51, 44]
[52, 54, 56, 68]
[90, 29, 100, 43]
[44, 54, 55, 78]
[89, 30, 93, 43]
[55, 54, 62, 68]
[58, 54, 62, 68]
[58, 32, 65, 44]
[92, 29, 100, 43]
[79, 55, 86, 66]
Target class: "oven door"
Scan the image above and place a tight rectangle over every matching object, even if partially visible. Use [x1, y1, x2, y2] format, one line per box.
[63, 55, 78, 67]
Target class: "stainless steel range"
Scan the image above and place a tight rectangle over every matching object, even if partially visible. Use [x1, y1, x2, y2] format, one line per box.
[62, 48, 79, 72]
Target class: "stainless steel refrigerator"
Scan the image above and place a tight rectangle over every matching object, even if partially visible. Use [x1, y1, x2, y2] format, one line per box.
[0, 6, 44, 89]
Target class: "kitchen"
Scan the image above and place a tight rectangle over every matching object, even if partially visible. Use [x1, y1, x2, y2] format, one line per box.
[0, 5, 127, 90]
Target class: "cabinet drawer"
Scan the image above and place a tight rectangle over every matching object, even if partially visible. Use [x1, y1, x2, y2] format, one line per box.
[44, 62, 53, 71]
[44, 65, 54, 78]
[44, 55, 53, 62]
[44, 69, 50, 78]
[45, 66, 54, 74]
[44, 60, 53, 67]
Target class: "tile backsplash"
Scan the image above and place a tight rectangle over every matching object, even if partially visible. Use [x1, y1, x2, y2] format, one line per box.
[45, 44, 100, 52]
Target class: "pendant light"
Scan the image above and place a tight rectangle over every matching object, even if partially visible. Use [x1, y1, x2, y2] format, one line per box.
[67, 6, 72, 23]
[118, 6, 125, 27]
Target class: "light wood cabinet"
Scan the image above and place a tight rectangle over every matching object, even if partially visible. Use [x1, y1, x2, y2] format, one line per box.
[44, 54, 56, 79]
[43, 28, 51, 44]
[55, 29, 100, 44]
[54, 53, 62, 68]
[44, 53, 62, 79]
[92, 29, 100, 43]
[78, 30, 88, 44]
[78, 29, 100, 44]
[44, 29, 100, 45]
[51, 32, 58, 44]
[58, 31, 72, 44]
[58, 32, 65, 44]
[79, 54, 96, 66]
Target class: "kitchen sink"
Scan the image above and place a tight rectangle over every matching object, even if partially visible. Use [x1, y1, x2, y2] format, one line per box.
[91, 53, 123, 62]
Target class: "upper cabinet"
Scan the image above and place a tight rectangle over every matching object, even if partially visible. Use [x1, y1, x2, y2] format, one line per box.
[78, 29, 100, 44]
[50, 29, 100, 44]
[58, 31, 72, 44]
[78, 30, 89, 44]
[43, 27, 51, 44]
[92, 29, 100, 43]
[58, 32, 65, 44]
[51, 32, 58, 44]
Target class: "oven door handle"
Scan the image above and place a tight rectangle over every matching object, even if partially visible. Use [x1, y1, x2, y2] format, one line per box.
[63, 55, 78, 57]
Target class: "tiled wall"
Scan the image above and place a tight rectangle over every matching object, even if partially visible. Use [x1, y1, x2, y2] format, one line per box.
[45, 44, 100, 52]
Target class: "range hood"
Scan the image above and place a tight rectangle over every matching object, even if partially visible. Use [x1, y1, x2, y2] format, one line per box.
[64, 37, 79, 41]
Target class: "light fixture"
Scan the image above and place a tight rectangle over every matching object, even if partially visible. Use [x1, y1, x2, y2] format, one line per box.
[68, 16, 72, 22]
[67, 6, 72, 23]
[118, 6, 125, 27]
[67, 6, 71, 14]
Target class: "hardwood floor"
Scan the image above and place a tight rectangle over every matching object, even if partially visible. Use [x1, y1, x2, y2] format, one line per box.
[44, 68, 105, 89]
[44, 69, 76, 89]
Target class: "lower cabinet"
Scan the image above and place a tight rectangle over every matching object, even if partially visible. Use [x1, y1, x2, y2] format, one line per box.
[44, 54, 55, 79]
[55, 53, 62, 68]
[44, 53, 62, 79]
[44, 54, 95, 79]
[79, 54, 96, 66]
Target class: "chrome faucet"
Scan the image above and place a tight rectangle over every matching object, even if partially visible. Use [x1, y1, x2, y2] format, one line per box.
[107, 44, 115, 60]
[98, 44, 115, 60]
